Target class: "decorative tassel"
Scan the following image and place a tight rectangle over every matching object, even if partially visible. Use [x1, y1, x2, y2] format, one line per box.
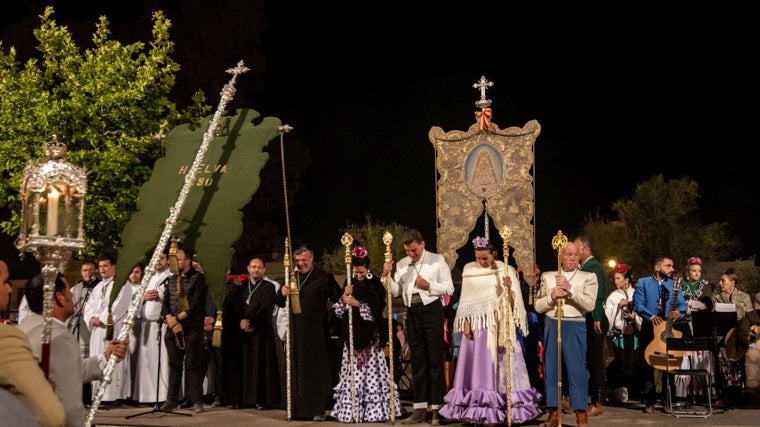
[289, 273, 301, 314]
[176, 275, 189, 313]
[212, 310, 223, 348]
[105, 309, 114, 341]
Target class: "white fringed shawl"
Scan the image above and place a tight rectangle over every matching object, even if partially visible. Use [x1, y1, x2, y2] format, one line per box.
[454, 260, 528, 365]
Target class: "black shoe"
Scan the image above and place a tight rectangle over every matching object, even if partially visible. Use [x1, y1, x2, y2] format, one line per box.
[643, 403, 655, 414]
[160, 401, 176, 412]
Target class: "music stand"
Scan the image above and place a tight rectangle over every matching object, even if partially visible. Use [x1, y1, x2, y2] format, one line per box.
[127, 317, 190, 419]
[691, 310, 714, 338]
[713, 311, 737, 338]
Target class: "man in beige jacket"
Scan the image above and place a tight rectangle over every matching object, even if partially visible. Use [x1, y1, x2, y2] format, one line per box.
[535, 241, 597, 427]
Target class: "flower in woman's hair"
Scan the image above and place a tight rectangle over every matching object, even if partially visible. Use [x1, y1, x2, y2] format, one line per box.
[351, 245, 368, 259]
[472, 236, 488, 249]
[226, 274, 247, 284]
[614, 263, 629, 274]
[687, 256, 702, 266]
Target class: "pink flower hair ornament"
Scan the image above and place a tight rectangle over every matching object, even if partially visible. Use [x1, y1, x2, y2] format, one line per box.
[687, 256, 702, 266]
[351, 245, 368, 259]
[472, 236, 488, 249]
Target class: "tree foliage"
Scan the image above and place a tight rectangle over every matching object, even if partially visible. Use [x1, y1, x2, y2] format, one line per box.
[582, 175, 737, 282]
[321, 216, 409, 279]
[0, 6, 209, 258]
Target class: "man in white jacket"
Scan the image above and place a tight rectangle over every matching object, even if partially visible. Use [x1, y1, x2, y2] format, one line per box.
[83, 254, 132, 403]
[19, 272, 128, 427]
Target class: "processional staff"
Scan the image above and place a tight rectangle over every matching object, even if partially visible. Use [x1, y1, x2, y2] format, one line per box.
[276, 120, 296, 420]
[551, 230, 568, 427]
[86, 60, 250, 426]
[499, 226, 514, 426]
[341, 233, 358, 423]
[383, 231, 396, 424]
[283, 237, 293, 420]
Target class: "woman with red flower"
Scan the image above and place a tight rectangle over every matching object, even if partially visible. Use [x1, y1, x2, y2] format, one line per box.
[604, 263, 642, 402]
[330, 244, 401, 422]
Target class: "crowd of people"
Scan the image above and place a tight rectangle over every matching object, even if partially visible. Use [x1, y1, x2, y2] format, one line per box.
[2, 231, 760, 427]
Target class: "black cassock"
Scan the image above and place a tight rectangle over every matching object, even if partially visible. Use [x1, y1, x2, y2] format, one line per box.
[242, 278, 281, 408]
[276, 267, 342, 420]
[221, 279, 246, 407]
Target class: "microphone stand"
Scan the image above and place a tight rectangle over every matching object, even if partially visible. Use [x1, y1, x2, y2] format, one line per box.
[70, 283, 93, 341]
[127, 315, 190, 419]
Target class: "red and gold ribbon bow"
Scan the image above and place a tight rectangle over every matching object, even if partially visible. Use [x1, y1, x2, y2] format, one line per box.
[475, 108, 492, 130]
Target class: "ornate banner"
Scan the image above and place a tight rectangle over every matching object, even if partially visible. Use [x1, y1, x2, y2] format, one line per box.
[429, 80, 540, 284]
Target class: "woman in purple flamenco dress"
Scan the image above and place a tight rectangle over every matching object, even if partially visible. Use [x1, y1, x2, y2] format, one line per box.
[440, 237, 542, 425]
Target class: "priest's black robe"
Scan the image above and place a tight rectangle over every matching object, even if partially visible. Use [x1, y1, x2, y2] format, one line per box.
[242, 278, 281, 408]
[276, 267, 342, 420]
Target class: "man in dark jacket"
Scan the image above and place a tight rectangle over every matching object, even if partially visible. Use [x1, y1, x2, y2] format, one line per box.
[161, 245, 208, 413]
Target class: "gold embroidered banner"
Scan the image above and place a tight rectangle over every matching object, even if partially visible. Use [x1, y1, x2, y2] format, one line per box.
[429, 119, 540, 285]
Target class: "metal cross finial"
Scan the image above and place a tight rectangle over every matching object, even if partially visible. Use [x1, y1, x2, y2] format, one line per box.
[473, 75, 493, 109]
[226, 60, 250, 76]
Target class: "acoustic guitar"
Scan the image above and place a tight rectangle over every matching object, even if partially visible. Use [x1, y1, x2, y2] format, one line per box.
[644, 274, 684, 370]
[724, 327, 746, 362]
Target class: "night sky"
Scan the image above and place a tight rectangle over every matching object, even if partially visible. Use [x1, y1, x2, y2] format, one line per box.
[2, 2, 757, 272]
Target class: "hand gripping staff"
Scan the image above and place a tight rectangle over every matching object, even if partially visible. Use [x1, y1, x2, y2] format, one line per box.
[551, 230, 568, 427]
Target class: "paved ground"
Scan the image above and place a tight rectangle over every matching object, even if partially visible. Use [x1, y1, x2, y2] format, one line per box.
[92, 399, 760, 427]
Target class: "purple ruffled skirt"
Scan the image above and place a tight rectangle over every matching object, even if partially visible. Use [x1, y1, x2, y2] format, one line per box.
[440, 329, 542, 425]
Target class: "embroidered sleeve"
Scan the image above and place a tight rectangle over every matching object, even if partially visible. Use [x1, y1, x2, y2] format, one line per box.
[359, 303, 374, 321]
[332, 301, 346, 318]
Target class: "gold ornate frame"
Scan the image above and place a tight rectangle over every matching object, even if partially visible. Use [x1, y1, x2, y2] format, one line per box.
[429, 119, 540, 284]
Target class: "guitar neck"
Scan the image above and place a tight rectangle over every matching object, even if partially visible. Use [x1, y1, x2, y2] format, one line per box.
[663, 278, 681, 333]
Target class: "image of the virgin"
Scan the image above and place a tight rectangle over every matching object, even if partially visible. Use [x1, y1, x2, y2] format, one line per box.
[464, 145, 504, 197]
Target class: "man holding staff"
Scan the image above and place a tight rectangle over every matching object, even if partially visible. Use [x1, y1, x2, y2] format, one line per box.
[277, 243, 342, 421]
[535, 237, 597, 427]
[382, 228, 454, 426]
